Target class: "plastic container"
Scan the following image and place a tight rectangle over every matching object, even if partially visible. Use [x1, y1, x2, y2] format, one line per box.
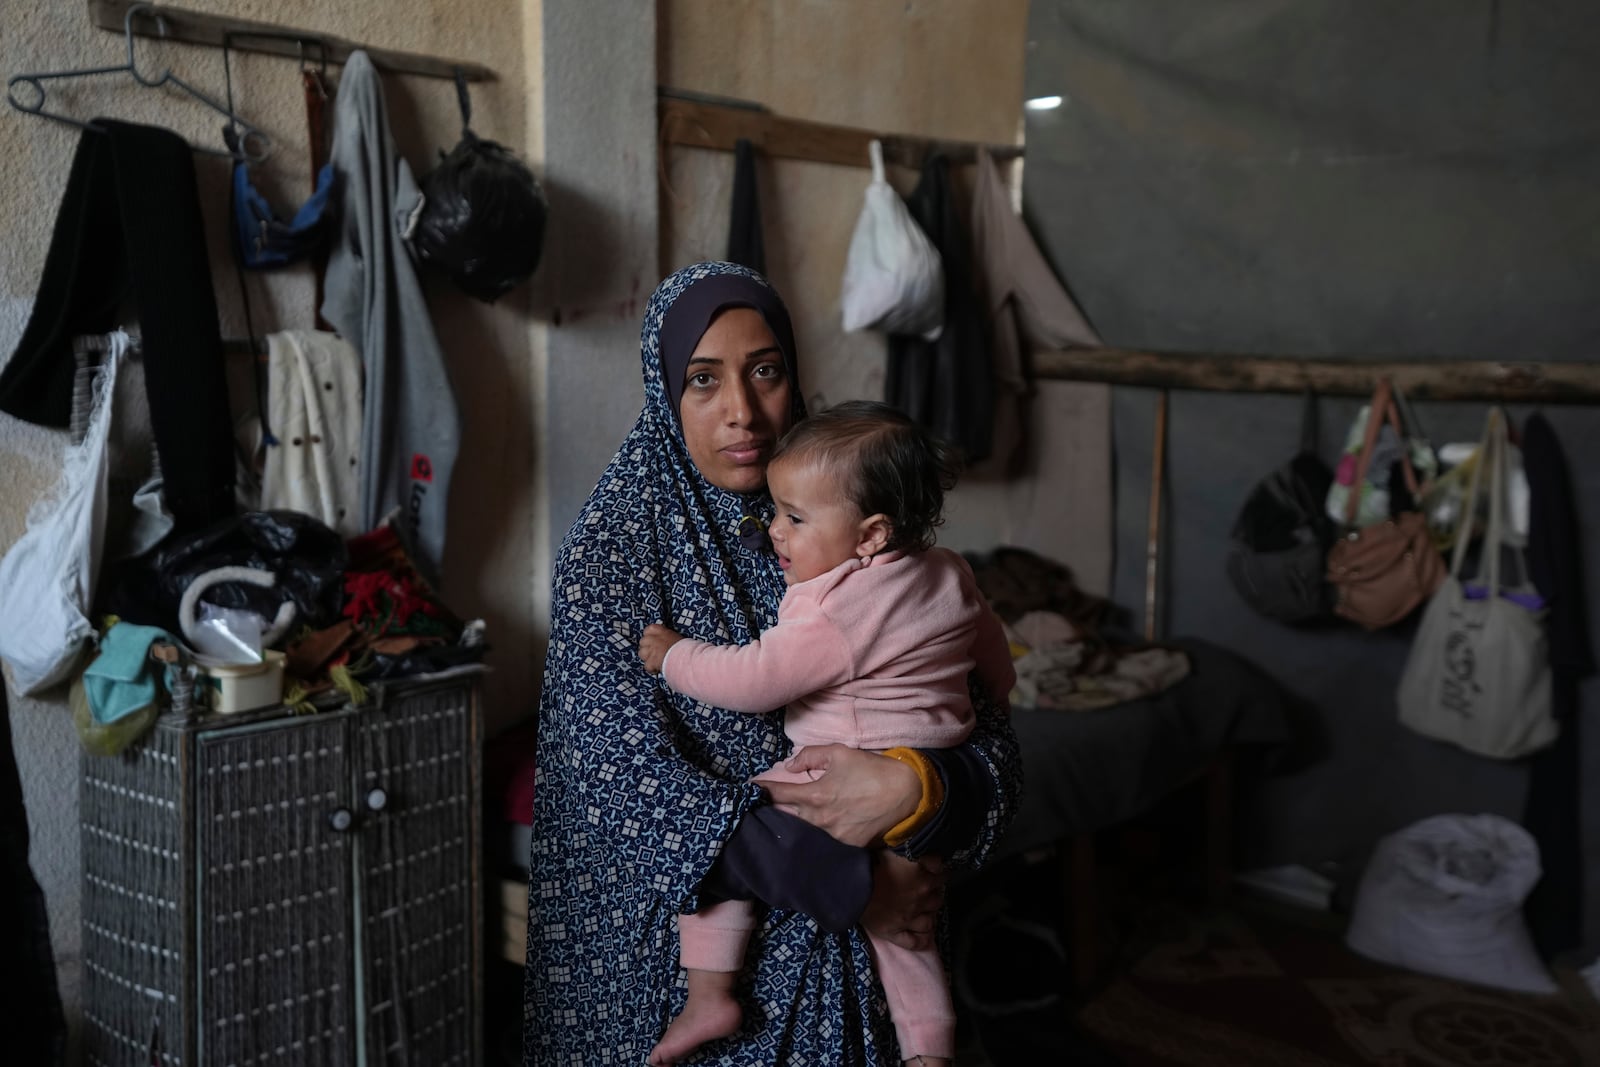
[199, 649, 286, 714]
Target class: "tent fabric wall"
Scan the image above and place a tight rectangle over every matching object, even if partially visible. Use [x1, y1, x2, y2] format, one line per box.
[1022, 1, 1600, 947]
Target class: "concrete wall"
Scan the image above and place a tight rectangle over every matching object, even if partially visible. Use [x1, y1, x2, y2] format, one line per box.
[537, 1, 660, 551]
[656, 1, 1112, 587]
[0, 0, 545, 1044]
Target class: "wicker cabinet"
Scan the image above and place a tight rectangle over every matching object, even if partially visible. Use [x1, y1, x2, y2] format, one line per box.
[81, 670, 484, 1067]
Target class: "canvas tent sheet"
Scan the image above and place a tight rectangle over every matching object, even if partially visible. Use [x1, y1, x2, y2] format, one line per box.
[1021, 1, 1600, 942]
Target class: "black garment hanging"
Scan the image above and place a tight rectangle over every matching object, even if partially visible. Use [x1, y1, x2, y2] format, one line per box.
[0, 685, 66, 1067]
[0, 121, 236, 533]
[727, 137, 766, 274]
[885, 154, 995, 462]
[1519, 413, 1593, 958]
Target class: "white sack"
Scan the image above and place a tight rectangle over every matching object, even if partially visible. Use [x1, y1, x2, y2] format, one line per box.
[1346, 813, 1556, 994]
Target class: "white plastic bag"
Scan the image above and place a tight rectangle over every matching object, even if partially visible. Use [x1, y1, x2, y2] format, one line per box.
[191, 603, 266, 667]
[0, 332, 132, 695]
[1346, 813, 1555, 994]
[839, 140, 944, 339]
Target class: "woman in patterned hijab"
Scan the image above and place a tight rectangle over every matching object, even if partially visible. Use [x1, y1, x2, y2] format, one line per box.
[525, 262, 1021, 1065]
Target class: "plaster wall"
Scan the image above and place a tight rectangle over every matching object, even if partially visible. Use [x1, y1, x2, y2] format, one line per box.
[657, 1, 1110, 587]
[0, 0, 545, 1043]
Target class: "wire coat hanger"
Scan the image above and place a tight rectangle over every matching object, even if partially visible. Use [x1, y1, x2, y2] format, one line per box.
[218, 27, 329, 161]
[5, 2, 271, 162]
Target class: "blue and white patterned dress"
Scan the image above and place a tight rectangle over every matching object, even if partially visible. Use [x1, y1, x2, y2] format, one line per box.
[525, 262, 1021, 1065]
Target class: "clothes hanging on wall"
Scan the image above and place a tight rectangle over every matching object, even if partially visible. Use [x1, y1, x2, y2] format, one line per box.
[322, 51, 460, 582]
[968, 149, 1113, 590]
[0, 121, 237, 533]
[1519, 413, 1593, 958]
[259, 331, 363, 539]
[230, 159, 337, 271]
[886, 154, 995, 463]
[727, 137, 766, 274]
[970, 148, 1102, 471]
[0, 685, 65, 1067]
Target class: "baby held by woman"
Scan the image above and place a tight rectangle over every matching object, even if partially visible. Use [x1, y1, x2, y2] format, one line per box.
[638, 400, 1014, 1066]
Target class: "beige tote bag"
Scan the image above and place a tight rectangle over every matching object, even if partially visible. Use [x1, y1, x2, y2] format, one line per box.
[1397, 409, 1554, 759]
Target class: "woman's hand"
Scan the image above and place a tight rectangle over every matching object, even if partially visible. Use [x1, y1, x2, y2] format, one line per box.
[861, 852, 946, 951]
[638, 624, 684, 674]
[760, 745, 921, 848]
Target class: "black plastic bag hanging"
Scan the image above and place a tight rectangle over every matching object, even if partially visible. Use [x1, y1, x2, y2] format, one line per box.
[409, 70, 547, 303]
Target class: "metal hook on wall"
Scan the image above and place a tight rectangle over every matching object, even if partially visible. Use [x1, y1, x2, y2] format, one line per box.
[123, 1, 173, 87]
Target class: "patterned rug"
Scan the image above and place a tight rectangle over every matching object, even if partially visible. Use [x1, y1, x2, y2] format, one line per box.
[1079, 903, 1600, 1067]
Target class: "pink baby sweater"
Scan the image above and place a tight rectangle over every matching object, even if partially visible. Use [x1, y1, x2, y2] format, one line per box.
[661, 547, 1015, 749]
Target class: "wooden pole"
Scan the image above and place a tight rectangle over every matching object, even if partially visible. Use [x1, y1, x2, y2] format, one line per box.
[1033, 348, 1600, 405]
[659, 94, 1023, 170]
[1144, 391, 1168, 643]
[91, 0, 497, 82]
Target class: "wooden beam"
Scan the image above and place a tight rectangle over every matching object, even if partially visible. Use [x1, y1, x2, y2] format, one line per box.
[659, 94, 1023, 169]
[90, 0, 496, 82]
[1033, 348, 1600, 404]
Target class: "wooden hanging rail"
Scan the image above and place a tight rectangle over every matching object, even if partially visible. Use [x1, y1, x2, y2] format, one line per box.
[90, 0, 496, 82]
[1033, 348, 1600, 404]
[659, 90, 1023, 169]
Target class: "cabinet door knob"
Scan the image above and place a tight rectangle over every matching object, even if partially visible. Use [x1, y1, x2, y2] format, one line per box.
[365, 787, 389, 813]
[328, 807, 354, 832]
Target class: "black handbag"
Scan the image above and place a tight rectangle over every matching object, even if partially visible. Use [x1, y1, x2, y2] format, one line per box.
[1226, 392, 1337, 623]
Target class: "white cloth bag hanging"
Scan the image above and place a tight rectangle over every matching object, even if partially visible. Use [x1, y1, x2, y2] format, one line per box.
[839, 140, 944, 339]
[260, 330, 364, 538]
[1397, 408, 1555, 758]
[0, 331, 132, 695]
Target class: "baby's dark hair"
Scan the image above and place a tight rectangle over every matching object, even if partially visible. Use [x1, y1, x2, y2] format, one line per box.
[771, 400, 961, 552]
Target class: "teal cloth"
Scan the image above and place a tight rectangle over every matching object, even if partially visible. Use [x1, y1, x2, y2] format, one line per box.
[82, 623, 172, 725]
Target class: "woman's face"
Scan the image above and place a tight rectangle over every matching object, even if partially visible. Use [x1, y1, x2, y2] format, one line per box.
[678, 308, 794, 493]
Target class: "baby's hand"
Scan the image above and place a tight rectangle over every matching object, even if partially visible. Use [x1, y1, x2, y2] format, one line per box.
[639, 624, 685, 674]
